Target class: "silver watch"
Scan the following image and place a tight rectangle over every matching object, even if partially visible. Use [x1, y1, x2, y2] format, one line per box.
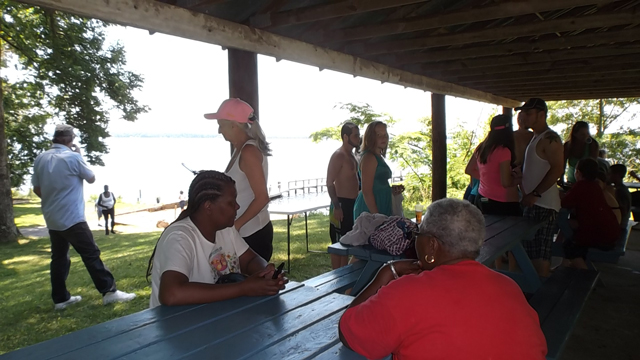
[386, 260, 399, 279]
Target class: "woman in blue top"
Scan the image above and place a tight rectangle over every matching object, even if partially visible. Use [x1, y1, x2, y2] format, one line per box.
[354, 121, 394, 219]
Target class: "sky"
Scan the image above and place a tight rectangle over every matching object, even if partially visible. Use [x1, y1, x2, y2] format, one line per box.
[100, 26, 501, 138]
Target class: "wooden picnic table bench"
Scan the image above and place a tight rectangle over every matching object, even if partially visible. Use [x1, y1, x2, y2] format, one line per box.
[528, 267, 599, 360]
[329, 215, 545, 295]
[552, 222, 633, 268]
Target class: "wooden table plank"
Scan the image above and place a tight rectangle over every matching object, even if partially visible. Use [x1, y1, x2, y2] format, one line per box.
[227, 312, 344, 360]
[0, 303, 211, 360]
[477, 219, 542, 265]
[43, 283, 307, 360]
[484, 216, 527, 242]
[311, 342, 392, 360]
[484, 215, 505, 227]
[123, 293, 352, 360]
[303, 261, 365, 288]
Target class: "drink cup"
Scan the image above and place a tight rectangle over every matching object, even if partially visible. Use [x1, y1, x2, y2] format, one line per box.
[415, 204, 424, 224]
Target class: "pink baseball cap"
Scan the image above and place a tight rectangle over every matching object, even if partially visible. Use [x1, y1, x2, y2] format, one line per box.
[204, 98, 255, 123]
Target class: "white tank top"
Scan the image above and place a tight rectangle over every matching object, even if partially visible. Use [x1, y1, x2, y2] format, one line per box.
[99, 192, 115, 209]
[225, 140, 270, 237]
[522, 130, 561, 211]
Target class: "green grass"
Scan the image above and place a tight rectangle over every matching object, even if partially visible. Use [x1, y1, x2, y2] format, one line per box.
[12, 201, 157, 228]
[13, 203, 45, 228]
[0, 213, 338, 355]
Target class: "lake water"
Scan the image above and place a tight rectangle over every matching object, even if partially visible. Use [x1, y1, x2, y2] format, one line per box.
[73, 136, 401, 204]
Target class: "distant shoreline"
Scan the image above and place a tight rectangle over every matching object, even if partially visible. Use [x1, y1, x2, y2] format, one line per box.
[111, 134, 316, 140]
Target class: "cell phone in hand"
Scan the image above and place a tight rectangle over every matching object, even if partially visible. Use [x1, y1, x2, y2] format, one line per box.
[272, 262, 285, 279]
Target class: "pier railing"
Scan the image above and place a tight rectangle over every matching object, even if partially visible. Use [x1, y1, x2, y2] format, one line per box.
[269, 174, 403, 197]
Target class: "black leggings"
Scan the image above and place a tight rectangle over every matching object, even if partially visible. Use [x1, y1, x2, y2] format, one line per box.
[102, 208, 115, 230]
[243, 222, 274, 262]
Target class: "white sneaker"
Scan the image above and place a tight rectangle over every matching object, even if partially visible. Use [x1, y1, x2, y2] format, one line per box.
[54, 295, 82, 310]
[103, 290, 136, 305]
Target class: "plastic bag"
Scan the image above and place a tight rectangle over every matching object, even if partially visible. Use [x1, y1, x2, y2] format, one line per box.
[392, 193, 404, 217]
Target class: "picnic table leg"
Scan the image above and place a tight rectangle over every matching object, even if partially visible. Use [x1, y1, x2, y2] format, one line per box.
[350, 260, 383, 296]
[305, 212, 309, 252]
[287, 214, 292, 273]
[511, 243, 542, 293]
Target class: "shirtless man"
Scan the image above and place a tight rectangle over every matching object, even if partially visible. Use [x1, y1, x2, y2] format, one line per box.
[327, 122, 361, 269]
[518, 98, 564, 277]
[513, 112, 534, 167]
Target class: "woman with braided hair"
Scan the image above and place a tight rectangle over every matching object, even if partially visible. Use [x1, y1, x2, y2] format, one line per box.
[147, 170, 286, 308]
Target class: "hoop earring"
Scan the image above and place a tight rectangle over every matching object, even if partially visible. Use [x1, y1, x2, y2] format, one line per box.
[425, 255, 435, 264]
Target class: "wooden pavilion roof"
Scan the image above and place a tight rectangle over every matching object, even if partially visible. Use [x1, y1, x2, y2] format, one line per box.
[162, 0, 640, 102]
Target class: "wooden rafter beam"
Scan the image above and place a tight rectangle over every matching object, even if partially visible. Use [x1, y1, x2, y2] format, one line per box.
[389, 27, 640, 64]
[408, 46, 640, 73]
[472, 75, 640, 89]
[502, 88, 640, 96]
[436, 54, 640, 82]
[16, 0, 521, 107]
[187, 0, 228, 11]
[506, 89, 640, 96]
[321, 0, 620, 43]
[250, 0, 427, 29]
[512, 92, 640, 100]
[352, 11, 640, 55]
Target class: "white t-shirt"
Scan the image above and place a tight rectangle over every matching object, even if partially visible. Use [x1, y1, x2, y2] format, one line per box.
[149, 217, 250, 308]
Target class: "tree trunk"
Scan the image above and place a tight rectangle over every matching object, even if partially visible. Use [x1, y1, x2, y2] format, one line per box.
[597, 99, 604, 138]
[0, 44, 20, 243]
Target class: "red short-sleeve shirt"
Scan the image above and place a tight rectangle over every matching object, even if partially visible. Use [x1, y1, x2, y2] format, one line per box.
[340, 261, 547, 360]
[561, 180, 620, 247]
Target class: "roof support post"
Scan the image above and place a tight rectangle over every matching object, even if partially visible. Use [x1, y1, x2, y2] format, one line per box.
[228, 48, 259, 155]
[431, 93, 447, 201]
[502, 107, 513, 119]
[228, 48, 260, 119]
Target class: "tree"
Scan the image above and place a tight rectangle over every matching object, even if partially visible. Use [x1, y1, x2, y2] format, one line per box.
[0, 1, 148, 243]
[310, 103, 485, 205]
[309, 102, 396, 143]
[548, 98, 640, 173]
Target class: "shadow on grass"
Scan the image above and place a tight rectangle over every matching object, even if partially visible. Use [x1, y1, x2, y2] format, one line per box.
[0, 230, 161, 355]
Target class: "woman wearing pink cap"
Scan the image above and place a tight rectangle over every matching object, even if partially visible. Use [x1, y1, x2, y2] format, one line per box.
[205, 98, 273, 261]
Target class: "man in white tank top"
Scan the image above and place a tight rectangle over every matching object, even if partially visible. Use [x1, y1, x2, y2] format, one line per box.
[517, 98, 564, 277]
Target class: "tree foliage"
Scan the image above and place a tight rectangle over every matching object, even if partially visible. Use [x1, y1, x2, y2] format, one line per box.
[548, 98, 640, 172]
[0, 1, 148, 243]
[311, 103, 485, 205]
[309, 103, 396, 143]
[1, 1, 149, 186]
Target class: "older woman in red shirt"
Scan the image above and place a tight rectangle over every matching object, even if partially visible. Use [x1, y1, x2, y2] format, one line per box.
[339, 198, 547, 360]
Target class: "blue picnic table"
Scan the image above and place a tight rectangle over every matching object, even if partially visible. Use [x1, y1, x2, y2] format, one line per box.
[0, 280, 380, 360]
[329, 215, 545, 295]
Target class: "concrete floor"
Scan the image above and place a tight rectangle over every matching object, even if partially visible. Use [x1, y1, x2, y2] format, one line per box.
[562, 227, 640, 360]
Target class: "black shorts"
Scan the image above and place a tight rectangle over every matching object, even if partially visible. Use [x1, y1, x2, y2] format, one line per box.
[329, 197, 356, 244]
[476, 194, 522, 216]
